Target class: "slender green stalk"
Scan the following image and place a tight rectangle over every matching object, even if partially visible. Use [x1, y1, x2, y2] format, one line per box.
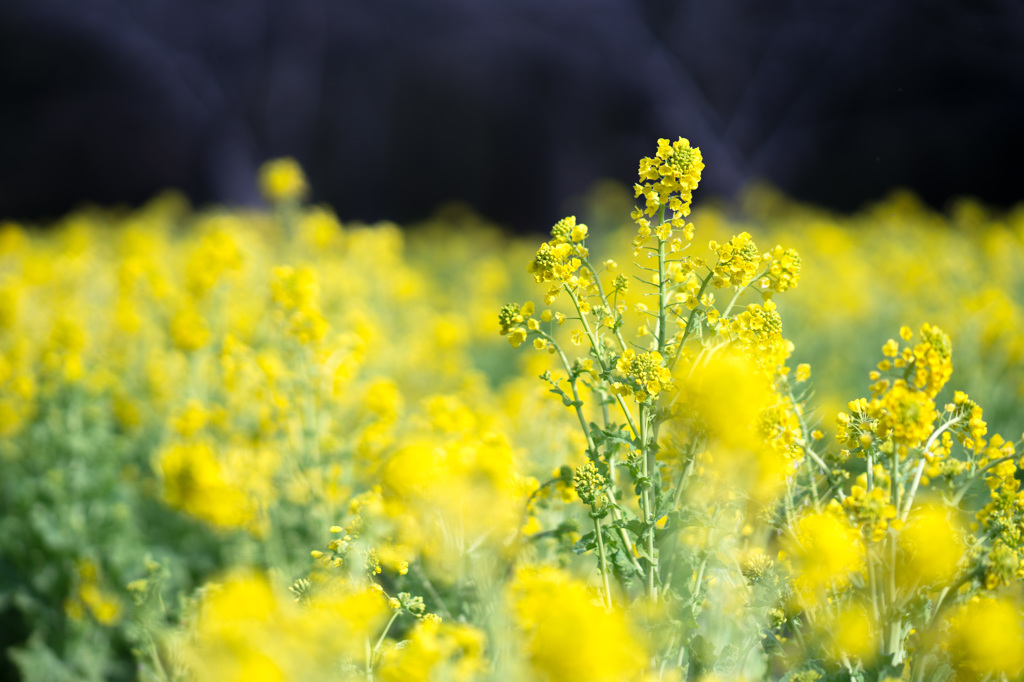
[583, 259, 629, 352]
[669, 271, 713, 371]
[593, 515, 613, 610]
[372, 610, 401, 664]
[602, 489, 646, 575]
[898, 416, 962, 519]
[639, 402, 657, 599]
[786, 383, 846, 502]
[867, 546, 882, 643]
[950, 453, 1015, 507]
[563, 286, 639, 435]
[542, 332, 597, 454]
[656, 222, 668, 353]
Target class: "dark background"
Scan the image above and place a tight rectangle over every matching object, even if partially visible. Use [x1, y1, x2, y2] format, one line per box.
[1, 0, 1022, 231]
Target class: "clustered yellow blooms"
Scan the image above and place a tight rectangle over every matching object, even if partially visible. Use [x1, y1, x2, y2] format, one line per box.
[781, 504, 864, 604]
[762, 244, 802, 293]
[498, 301, 532, 348]
[158, 441, 264, 531]
[870, 323, 952, 399]
[632, 137, 703, 252]
[836, 323, 955, 457]
[940, 597, 1024, 681]
[709, 231, 763, 288]
[572, 460, 605, 507]
[727, 300, 792, 372]
[259, 157, 309, 204]
[613, 349, 672, 402]
[896, 503, 965, 588]
[678, 349, 796, 505]
[377, 618, 486, 682]
[528, 215, 590, 305]
[184, 572, 397, 680]
[843, 482, 898, 542]
[65, 559, 123, 626]
[271, 264, 328, 344]
[508, 566, 647, 682]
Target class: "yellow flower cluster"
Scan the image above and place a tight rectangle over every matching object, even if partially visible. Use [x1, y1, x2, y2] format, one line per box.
[508, 566, 647, 682]
[940, 597, 1024, 681]
[631, 138, 702, 252]
[782, 505, 864, 604]
[572, 461, 605, 507]
[761, 244, 801, 294]
[838, 324, 960, 457]
[677, 350, 790, 505]
[270, 265, 329, 344]
[842, 483, 897, 543]
[727, 300, 790, 371]
[870, 381, 937, 454]
[498, 300, 541, 349]
[756, 399, 805, 471]
[186, 572, 393, 680]
[64, 559, 122, 626]
[259, 157, 309, 204]
[896, 504, 964, 588]
[528, 216, 588, 286]
[378, 618, 486, 682]
[709, 231, 763, 289]
[872, 323, 952, 399]
[633, 137, 704, 217]
[613, 349, 671, 402]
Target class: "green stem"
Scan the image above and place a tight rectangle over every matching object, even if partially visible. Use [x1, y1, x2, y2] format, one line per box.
[782, 476, 797, 531]
[719, 283, 746, 319]
[896, 416, 962, 519]
[865, 448, 874, 491]
[583, 259, 629, 352]
[900, 459, 927, 522]
[669, 271, 713, 371]
[543, 333, 597, 455]
[656, 226, 668, 353]
[640, 403, 657, 599]
[867, 545, 882, 646]
[786, 382, 846, 502]
[593, 514, 613, 610]
[950, 453, 1015, 507]
[564, 285, 639, 436]
[602, 489, 646, 575]
[371, 609, 401, 664]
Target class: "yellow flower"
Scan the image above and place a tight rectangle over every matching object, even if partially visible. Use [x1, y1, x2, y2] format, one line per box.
[941, 597, 1024, 681]
[898, 503, 964, 588]
[508, 566, 646, 682]
[378, 619, 486, 682]
[675, 350, 789, 504]
[784, 509, 863, 603]
[259, 157, 308, 203]
[508, 328, 527, 348]
[796, 363, 811, 382]
[170, 305, 210, 352]
[615, 349, 671, 401]
[270, 265, 328, 343]
[711, 231, 761, 289]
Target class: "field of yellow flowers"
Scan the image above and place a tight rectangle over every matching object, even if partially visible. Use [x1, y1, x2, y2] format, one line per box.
[1, 143, 1023, 682]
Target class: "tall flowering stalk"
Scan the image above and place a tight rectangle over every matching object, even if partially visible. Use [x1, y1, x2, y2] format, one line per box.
[499, 137, 812, 668]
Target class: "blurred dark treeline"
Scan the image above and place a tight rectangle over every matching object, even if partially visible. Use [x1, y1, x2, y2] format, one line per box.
[0, 0, 1022, 231]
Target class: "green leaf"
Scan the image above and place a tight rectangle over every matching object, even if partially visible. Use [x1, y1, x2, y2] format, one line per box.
[610, 547, 640, 581]
[571, 531, 596, 555]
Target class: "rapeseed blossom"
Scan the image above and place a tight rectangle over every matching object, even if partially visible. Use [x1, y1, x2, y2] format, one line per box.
[259, 157, 309, 204]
